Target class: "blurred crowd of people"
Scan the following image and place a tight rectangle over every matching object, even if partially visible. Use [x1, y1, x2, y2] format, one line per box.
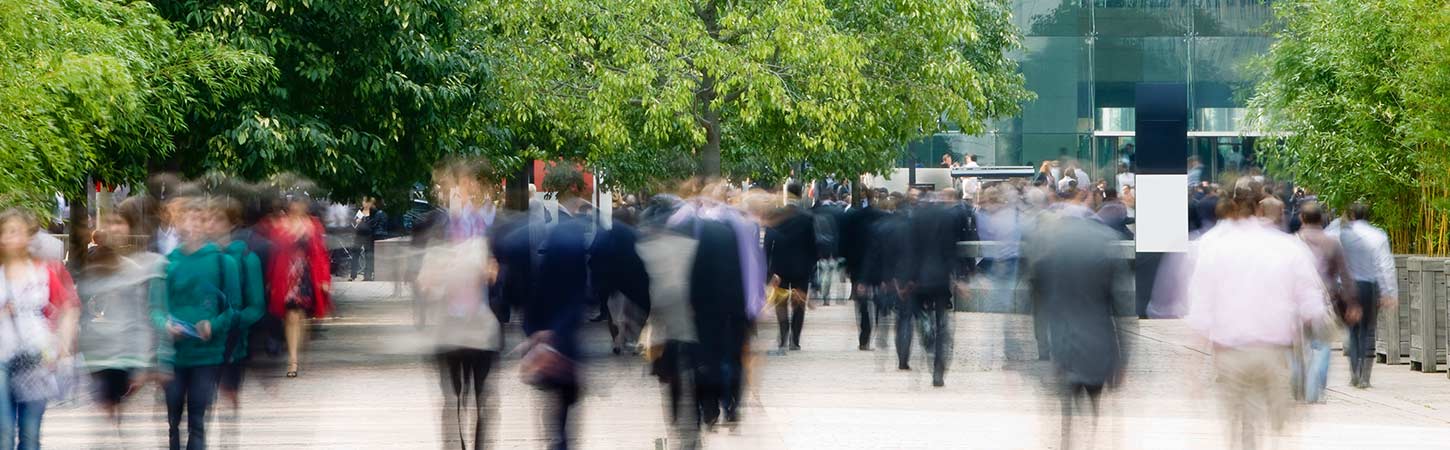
[0, 155, 1407, 450]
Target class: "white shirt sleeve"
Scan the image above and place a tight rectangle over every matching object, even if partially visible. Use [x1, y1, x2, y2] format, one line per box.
[1374, 232, 1397, 299]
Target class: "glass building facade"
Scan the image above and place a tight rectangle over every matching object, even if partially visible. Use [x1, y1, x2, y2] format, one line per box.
[914, 0, 1276, 184]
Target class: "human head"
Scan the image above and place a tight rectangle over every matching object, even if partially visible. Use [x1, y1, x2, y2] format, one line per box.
[96, 197, 149, 250]
[543, 163, 587, 201]
[1349, 203, 1370, 222]
[1299, 202, 1325, 226]
[939, 188, 960, 203]
[969, 154, 978, 163]
[785, 182, 803, 199]
[177, 196, 213, 248]
[0, 208, 39, 261]
[1218, 177, 1264, 220]
[206, 196, 243, 241]
[1102, 188, 1118, 201]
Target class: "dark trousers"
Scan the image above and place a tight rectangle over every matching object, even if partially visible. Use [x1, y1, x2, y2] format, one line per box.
[436, 349, 497, 450]
[545, 382, 580, 450]
[695, 317, 747, 426]
[775, 288, 806, 348]
[351, 239, 375, 280]
[897, 292, 952, 381]
[1060, 382, 1105, 449]
[854, 286, 875, 348]
[656, 341, 701, 447]
[1348, 281, 1380, 377]
[165, 365, 220, 450]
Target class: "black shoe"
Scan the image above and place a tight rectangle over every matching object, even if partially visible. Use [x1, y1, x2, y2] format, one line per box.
[932, 377, 944, 387]
[898, 363, 911, 371]
[789, 344, 802, 351]
[858, 344, 871, 351]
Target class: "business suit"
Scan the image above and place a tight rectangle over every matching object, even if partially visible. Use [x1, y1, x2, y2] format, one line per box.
[1024, 215, 1127, 449]
[765, 205, 816, 349]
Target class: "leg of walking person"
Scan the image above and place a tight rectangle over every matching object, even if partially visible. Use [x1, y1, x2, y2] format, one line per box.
[285, 308, 306, 376]
[774, 300, 790, 351]
[0, 368, 14, 450]
[469, 351, 497, 449]
[789, 288, 806, 350]
[855, 285, 873, 350]
[1305, 338, 1331, 403]
[927, 294, 952, 387]
[549, 383, 580, 450]
[164, 368, 188, 450]
[437, 350, 466, 450]
[895, 291, 916, 370]
[183, 366, 220, 450]
[362, 239, 376, 281]
[14, 399, 45, 450]
[1348, 281, 1380, 388]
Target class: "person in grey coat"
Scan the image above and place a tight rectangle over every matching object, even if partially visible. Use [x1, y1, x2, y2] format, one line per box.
[1024, 209, 1129, 450]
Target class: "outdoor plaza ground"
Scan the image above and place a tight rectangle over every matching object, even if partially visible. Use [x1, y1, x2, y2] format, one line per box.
[44, 281, 1450, 449]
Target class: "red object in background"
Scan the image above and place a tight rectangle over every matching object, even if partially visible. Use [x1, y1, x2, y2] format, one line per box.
[531, 161, 595, 193]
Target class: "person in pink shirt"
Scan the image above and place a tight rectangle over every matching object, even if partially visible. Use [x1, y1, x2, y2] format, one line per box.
[1185, 178, 1327, 450]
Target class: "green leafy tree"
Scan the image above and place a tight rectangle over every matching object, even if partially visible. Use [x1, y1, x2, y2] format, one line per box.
[1249, 0, 1450, 255]
[150, 0, 507, 205]
[482, 0, 1031, 190]
[0, 0, 269, 213]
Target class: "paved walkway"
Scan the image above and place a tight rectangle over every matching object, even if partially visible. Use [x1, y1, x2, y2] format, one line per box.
[43, 282, 1450, 449]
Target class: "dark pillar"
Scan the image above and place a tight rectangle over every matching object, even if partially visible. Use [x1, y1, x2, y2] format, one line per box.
[1133, 83, 1189, 318]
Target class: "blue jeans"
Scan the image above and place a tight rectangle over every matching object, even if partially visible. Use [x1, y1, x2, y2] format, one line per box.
[0, 367, 47, 450]
[165, 365, 220, 450]
[1304, 339, 1331, 403]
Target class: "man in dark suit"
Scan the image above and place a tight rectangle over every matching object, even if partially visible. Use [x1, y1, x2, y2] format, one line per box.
[898, 191, 962, 387]
[810, 191, 847, 305]
[1023, 208, 1128, 449]
[765, 183, 816, 351]
[840, 190, 888, 350]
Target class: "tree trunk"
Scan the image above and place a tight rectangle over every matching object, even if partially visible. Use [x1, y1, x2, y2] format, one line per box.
[506, 158, 533, 212]
[66, 191, 88, 271]
[700, 110, 722, 178]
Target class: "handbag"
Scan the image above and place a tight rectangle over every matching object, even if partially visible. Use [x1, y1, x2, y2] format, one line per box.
[517, 332, 574, 387]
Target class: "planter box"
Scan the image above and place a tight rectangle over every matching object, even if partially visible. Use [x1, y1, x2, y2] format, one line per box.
[1376, 255, 1414, 364]
[1408, 257, 1448, 372]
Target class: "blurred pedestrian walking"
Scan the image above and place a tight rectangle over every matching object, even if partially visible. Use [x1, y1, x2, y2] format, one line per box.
[1185, 179, 1327, 450]
[260, 192, 332, 378]
[79, 198, 162, 434]
[1335, 203, 1397, 389]
[0, 208, 80, 450]
[156, 198, 241, 450]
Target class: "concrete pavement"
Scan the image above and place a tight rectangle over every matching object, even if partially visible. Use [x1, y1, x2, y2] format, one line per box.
[43, 281, 1450, 449]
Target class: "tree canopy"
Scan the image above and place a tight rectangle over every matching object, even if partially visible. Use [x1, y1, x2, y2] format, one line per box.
[149, 0, 507, 203]
[0, 0, 269, 212]
[1249, 0, 1450, 255]
[482, 0, 1031, 190]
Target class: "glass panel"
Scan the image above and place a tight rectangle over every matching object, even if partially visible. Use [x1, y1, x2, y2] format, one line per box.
[1191, 36, 1272, 110]
[1094, 37, 1189, 108]
[1192, 0, 1276, 37]
[1014, 0, 1090, 37]
[1092, 0, 1192, 38]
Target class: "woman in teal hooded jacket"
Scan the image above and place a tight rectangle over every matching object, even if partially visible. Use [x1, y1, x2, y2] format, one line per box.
[152, 197, 240, 450]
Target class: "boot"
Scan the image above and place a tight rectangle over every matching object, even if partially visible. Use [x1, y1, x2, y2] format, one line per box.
[1359, 358, 1375, 388]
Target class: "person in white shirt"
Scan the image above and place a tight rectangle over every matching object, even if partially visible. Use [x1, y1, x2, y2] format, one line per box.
[1337, 203, 1397, 388]
[1115, 163, 1135, 189]
[1185, 178, 1326, 450]
[959, 154, 982, 201]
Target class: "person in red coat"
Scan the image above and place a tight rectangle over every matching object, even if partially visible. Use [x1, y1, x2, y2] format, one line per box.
[261, 194, 331, 378]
